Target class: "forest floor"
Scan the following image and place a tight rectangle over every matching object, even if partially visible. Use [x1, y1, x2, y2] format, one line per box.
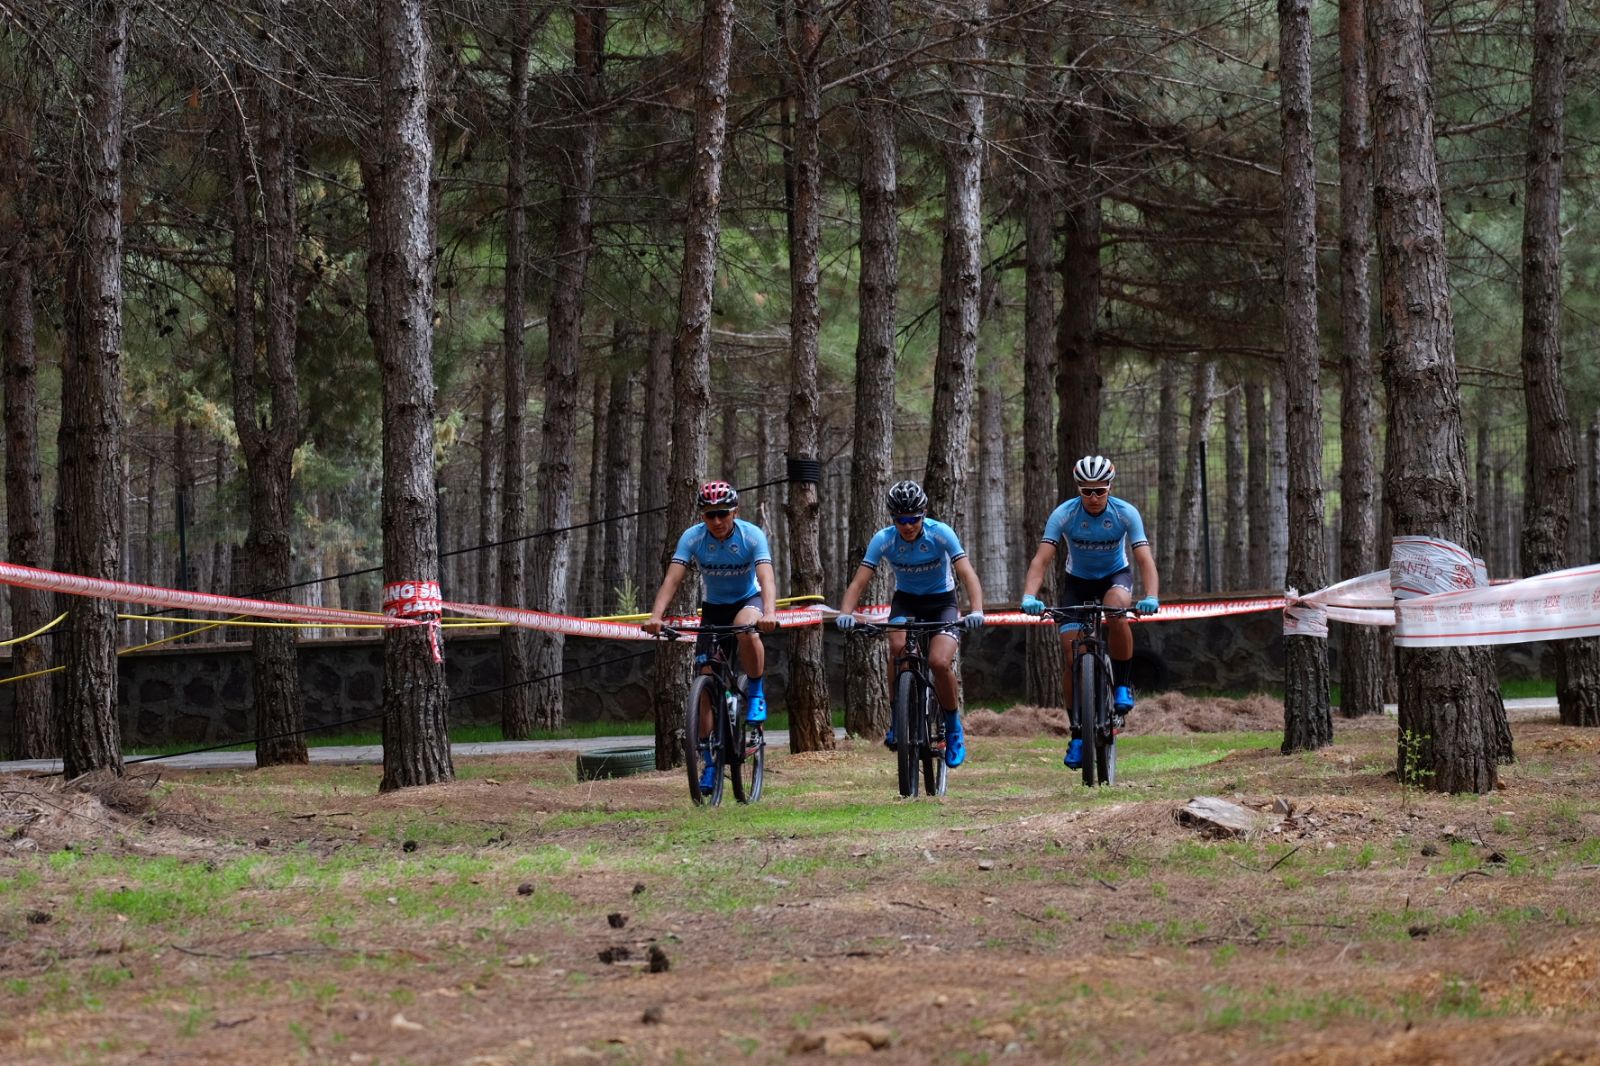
[4, 696, 1600, 1065]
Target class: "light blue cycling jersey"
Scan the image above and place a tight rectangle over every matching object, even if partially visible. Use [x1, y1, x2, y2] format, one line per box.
[671, 519, 772, 603]
[862, 518, 966, 595]
[1041, 496, 1149, 580]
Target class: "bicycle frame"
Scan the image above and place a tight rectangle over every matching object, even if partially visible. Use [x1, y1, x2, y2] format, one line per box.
[1045, 603, 1134, 787]
[852, 618, 957, 798]
[658, 622, 765, 806]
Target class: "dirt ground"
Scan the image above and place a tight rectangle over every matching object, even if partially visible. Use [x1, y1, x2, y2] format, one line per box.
[5, 698, 1600, 1065]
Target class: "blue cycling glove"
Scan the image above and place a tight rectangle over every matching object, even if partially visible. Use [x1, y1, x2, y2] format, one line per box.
[834, 614, 856, 631]
[963, 612, 985, 630]
[1136, 597, 1159, 616]
[1021, 595, 1045, 616]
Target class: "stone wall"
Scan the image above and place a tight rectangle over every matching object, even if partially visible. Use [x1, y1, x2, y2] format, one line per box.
[0, 611, 1552, 749]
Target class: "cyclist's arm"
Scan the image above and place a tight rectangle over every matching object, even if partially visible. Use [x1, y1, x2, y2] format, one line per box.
[644, 561, 690, 633]
[755, 561, 779, 630]
[836, 563, 875, 617]
[952, 556, 984, 615]
[1020, 541, 1057, 599]
[1131, 542, 1159, 601]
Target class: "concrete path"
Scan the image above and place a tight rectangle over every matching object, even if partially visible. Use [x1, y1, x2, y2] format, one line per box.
[0, 702, 1562, 776]
[0, 729, 846, 775]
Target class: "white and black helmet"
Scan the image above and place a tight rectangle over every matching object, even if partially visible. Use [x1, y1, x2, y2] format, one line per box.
[1072, 454, 1117, 484]
[885, 479, 928, 515]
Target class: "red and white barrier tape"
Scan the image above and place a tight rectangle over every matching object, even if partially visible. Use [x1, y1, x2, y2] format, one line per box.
[0, 560, 412, 628]
[838, 598, 1287, 627]
[439, 600, 831, 640]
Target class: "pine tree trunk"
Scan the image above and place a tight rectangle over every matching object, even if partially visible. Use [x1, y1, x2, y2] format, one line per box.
[1223, 387, 1248, 590]
[636, 326, 672, 600]
[367, 0, 452, 790]
[1174, 362, 1215, 593]
[975, 384, 1008, 593]
[2, 213, 54, 759]
[1055, 44, 1102, 484]
[500, 9, 535, 739]
[477, 367, 499, 605]
[227, 60, 307, 768]
[580, 371, 608, 614]
[1369, 0, 1508, 792]
[59, 0, 132, 780]
[652, 0, 732, 769]
[1022, 19, 1061, 705]
[845, 0, 896, 739]
[528, 4, 606, 729]
[1279, 0, 1331, 753]
[1156, 360, 1181, 583]
[923, 0, 986, 520]
[1246, 380, 1272, 588]
[602, 344, 639, 614]
[784, 0, 832, 753]
[1517, 0, 1600, 726]
[1337, 0, 1385, 718]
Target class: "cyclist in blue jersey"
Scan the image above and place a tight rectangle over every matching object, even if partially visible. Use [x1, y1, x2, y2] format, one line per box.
[833, 480, 985, 768]
[1018, 455, 1160, 770]
[644, 481, 779, 793]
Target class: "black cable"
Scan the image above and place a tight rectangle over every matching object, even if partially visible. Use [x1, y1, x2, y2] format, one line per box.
[253, 476, 792, 599]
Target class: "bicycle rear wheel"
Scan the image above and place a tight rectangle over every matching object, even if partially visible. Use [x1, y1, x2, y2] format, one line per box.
[1075, 652, 1111, 787]
[683, 676, 725, 807]
[921, 702, 947, 797]
[893, 671, 920, 798]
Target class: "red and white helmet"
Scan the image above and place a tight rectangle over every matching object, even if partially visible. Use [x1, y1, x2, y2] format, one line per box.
[696, 480, 739, 509]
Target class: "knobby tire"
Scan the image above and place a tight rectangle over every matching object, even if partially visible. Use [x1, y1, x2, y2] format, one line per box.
[893, 670, 920, 798]
[684, 675, 726, 807]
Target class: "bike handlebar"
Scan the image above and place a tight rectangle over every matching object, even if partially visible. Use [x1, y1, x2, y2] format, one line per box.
[1042, 603, 1139, 622]
[656, 621, 772, 640]
[845, 618, 964, 636]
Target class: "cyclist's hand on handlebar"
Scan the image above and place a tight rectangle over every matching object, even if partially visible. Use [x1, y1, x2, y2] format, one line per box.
[1136, 597, 1160, 616]
[963, 612, 985, 630]
[642, 616, 664, 635]
[1021, 594, 1045, 616]
[834, 613, 856, 631]
[757, 612, 780, 633]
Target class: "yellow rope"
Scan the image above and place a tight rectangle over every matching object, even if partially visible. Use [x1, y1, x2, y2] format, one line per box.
[0, 611, 67, 647]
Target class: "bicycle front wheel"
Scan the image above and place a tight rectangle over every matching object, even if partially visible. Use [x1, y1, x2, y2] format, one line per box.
[730, 700, 764, 805]
[683, 676, 725, 807]
[1074, 652, 1111, 787]
[893, 671, 920, 798]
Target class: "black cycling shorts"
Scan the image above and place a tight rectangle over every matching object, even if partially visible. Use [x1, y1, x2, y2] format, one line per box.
[889, 589, 960, 628]
[696, 594, 763, 661]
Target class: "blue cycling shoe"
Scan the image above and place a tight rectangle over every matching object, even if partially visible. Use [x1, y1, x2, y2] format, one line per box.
[697, 749, 717, 794]
[883, 727, 896, 751]
[1063, 738, 1083, 769]
[1114, 685, 1135, 713]
[746, 694, 768, 723]
[944, 712, 966, 768]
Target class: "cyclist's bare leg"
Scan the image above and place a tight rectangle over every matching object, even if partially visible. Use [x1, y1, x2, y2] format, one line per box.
[928, 631, 960, 710]
[732, 605, 766, 680]
[1058, 629, 1077, 729]
[1103, 585, 1134, 661]
[697, 666, 717, 739]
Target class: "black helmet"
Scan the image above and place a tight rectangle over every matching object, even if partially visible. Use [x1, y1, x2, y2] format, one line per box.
[885, 480, 928, 515]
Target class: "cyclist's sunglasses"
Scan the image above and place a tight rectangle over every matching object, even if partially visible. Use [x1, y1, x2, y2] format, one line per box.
[893, 513, 924, 525]
[702, 508, 734, 520]
[1078, 487, 1109, 497]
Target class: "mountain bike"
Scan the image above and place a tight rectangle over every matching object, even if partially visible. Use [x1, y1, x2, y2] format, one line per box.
[850, 618, 955, 798]
[659, 623, 766, 806]
[1044, 604, 1135, 787]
